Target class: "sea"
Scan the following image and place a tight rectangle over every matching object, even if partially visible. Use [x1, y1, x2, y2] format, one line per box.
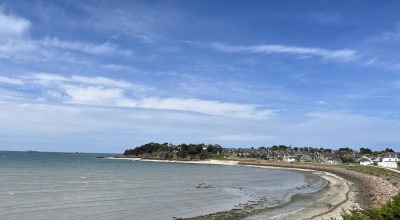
[0, 151, 327, 220]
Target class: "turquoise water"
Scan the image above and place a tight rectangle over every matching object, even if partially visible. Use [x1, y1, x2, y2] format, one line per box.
[0, 151, 324, 220]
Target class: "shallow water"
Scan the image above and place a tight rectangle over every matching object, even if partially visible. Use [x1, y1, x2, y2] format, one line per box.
[0, 151, 325, 220]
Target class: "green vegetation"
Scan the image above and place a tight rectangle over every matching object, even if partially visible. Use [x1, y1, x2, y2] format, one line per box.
[359, 147, 372, 154]
[344, 165, 400, 187]
[123, 142, 223, 160]
[383, 148, 395, 153]
[271, 145, 289, 151]
[341, 194, 400, 220]
[340, 157, 355, 164]
[339, 147, 354, 153]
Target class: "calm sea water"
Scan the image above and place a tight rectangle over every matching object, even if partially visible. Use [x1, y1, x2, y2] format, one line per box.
[0, 151, 324, 220]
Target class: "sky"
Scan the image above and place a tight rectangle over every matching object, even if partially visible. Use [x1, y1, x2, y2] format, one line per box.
[0, 0, 400, 153]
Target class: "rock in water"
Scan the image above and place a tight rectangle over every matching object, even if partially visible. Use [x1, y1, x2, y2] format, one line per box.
[195, 183, 214, 189]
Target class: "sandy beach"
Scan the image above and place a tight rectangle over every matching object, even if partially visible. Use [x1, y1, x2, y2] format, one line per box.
[242, 165, 358, 220]
[107, 157, 358, 219]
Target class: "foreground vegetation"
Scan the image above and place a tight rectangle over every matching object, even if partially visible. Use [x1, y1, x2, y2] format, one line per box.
[341, 194, 400, 220]
[344, 165, 400, 187]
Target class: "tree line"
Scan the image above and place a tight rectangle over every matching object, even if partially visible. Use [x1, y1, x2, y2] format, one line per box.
[123, 142, 223, 160]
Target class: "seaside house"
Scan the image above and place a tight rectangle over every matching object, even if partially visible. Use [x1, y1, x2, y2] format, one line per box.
[358, 156, 373, 166]
[286, 155, 299, 162]
[300, 154, 312, 162]
[378, 153, 398, 168]
[324, 157, 340, 165]
[372, 156, 381, 163]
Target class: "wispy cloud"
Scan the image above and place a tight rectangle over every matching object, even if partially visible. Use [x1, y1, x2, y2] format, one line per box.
[135, 97, 274, 119]
[40, 37, 132, 55]
[205, 42, 360, 62]
[0, 9, 132, 63]
[383, 23, 400, 41]
[0, 74, 273, 119]
[0, 8, 30, 38]
[101, 64, 134, 71]
[0, 75, 24, 85]
[27, 73, 144, 90]
[74, 2, 165, 43]
[63, 85, 136, 107]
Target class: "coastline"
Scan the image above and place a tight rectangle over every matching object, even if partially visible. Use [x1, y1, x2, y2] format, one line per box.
[107, 157, 358, 219]
[243, 165, 358, 220]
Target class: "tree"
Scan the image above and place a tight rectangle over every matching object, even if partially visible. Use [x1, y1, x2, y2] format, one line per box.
[199, 151, 209, 160]
[360, 147, 372, 154]
[340, 157, 354, 163]
[382, 148, 394, 153]
[339, 147, 353, 152]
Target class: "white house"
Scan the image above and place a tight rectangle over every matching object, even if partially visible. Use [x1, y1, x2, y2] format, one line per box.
[372, 157, 381, 163]
[358, 156, 373, 166]
[324, 157, 340, 165]
[378, 153, 398, 168]
[286, 155, 298, 162]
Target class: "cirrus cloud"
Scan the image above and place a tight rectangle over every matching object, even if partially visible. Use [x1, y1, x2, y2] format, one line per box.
[206, 42, 360, 62]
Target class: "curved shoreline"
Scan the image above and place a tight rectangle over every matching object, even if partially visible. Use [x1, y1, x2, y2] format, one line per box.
[242, 165, 358, 220]
[238, 161, 399, 209]
[108, 157, 359, 219]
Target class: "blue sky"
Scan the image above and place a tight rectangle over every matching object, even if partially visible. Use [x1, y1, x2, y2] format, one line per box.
[0, 0, 400, 153]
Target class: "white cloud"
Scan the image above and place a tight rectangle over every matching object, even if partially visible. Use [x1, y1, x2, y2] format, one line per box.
[26, 73, 150, 92]
[363, 57, 379, 66]
[2, 100, 399, 152]
[102, 64, 133, 71]
[207, 42, 360, 62]
[63, 85, 128, 106]
[0, 37, 131, 61]
[1, 74, 271, 119]
[62, 86, 273, 119]
[40, 37, 132, 55]
[0, 9, 30, 38]
[0, 75, 24, 85]
[0, 10, 132, 62]
[0, 40, 39, 60]
[135, 97, 274, 119]
[0, 101, 256, 152]
[316, 100, 327, 105]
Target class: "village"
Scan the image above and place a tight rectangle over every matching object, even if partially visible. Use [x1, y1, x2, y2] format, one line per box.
[221, 145, 399, 169]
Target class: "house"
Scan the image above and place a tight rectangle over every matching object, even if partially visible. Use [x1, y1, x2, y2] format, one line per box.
[358, 156, 373, 166]
[378, 153, 398, 168]
[371, 157, 381, 163]
[286, 155, 299, 162]
[324, 157, 340, 165]
[300, 154, 312, 162]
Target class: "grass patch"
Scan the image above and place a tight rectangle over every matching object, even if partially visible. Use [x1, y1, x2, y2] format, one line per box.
[344, 165, 400, 187]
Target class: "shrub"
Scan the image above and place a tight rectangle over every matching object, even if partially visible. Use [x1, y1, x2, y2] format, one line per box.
[341, 194, 400, 220]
